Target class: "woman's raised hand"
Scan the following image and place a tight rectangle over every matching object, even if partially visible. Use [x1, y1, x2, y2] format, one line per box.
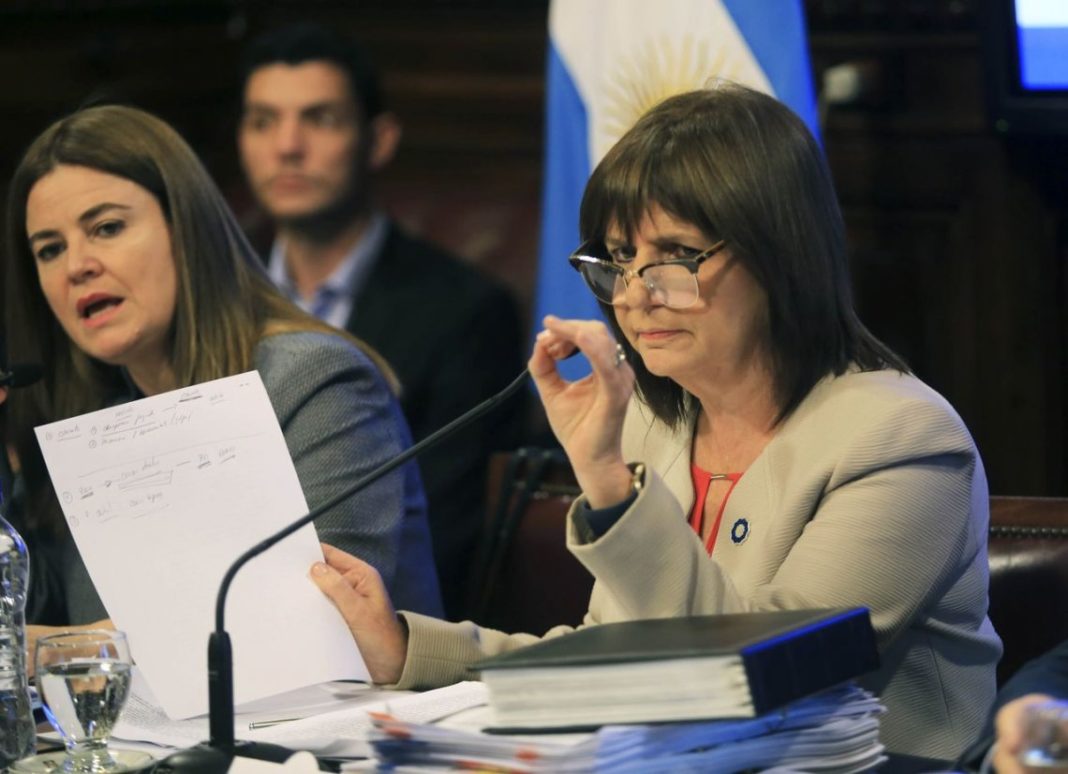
[529, 316, 636, 508]
[310, 544, 408, 685]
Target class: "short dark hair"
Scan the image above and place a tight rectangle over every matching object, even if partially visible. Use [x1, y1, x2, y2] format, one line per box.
[580, 84, 908, 430]
[239, 22, 384, 122]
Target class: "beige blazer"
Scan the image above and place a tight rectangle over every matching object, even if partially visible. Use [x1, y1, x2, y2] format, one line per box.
[396, 369, 1001, 759]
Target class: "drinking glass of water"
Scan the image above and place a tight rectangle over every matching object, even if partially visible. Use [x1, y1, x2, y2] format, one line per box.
[13, 630, 151, 773]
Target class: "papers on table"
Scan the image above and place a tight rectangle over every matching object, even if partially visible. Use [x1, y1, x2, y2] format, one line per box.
[34, 372, 368, 719]
[366, 684, 887, 773]
[250, 681, 490, 759]
[111, 668, 390, 753]
[110, 669, 489, 761]
[107, 671, 884, 773]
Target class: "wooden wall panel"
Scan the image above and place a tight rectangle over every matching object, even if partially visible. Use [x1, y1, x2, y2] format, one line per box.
[809, 2, 1068, 495]
[1, 0, 1066, 494]
[0, 2, 548, 330]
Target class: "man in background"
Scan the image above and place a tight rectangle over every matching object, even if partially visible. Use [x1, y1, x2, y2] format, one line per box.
[237, 23, 525, 619]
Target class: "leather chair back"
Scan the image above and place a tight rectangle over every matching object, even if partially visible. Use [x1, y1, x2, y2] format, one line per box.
[988, 496, 1068, 685]
[465, 447, 590, 634]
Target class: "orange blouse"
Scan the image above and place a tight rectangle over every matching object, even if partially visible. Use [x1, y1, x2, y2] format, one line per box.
[688, 464, 743, 555]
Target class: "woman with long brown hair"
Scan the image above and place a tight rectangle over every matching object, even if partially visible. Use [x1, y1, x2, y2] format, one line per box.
[4, 104, 442, 646]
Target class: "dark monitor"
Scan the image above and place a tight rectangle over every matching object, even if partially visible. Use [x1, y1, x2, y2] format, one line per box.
[984, 0, 1068, 134]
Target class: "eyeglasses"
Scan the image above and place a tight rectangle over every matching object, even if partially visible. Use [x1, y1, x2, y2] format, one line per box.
[568, 239, 728, 309]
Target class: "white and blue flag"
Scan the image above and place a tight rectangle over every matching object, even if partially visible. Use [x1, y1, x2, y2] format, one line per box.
[533, 0, 818, 378]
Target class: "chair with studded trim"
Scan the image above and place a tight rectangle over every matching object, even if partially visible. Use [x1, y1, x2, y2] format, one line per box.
[987, 496, 1068, 686]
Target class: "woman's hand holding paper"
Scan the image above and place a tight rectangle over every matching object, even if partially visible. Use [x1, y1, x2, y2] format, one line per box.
[310, 543, 408, 685]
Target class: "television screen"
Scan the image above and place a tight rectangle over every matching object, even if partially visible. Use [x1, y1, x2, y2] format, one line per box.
[984, 0, 1068, 133]
[1015, 0, 1068, 91]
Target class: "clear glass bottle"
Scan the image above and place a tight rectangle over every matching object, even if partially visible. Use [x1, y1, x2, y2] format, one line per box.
[0, 507, 35, 767]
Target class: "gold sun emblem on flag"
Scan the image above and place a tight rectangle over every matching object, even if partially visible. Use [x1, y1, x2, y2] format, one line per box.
[595, 33, 754, 162]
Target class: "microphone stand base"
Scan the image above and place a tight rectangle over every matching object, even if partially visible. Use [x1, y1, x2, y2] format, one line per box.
[149, 740, 326, 772]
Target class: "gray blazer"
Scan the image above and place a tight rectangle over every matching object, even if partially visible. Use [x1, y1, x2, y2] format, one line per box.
[396, 369, 1000, 759]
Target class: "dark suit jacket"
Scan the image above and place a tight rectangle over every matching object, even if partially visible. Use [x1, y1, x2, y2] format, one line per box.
[345, 223, 526, 619]
[957, 636, 1068, 770]
[996, 639, 1068, 708]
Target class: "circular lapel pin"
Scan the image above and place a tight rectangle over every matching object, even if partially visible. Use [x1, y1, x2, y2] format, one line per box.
[730, 517, 750, 545]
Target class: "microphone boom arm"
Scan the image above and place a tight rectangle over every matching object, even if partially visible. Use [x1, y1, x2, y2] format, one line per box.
[207, 367, 530, 749]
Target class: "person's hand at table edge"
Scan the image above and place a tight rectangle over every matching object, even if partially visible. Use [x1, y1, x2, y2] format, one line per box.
[993, 693, 1058, 774]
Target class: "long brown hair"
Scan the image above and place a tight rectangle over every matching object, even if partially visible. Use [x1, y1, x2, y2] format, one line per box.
[580, 84, 908, 430]
[4, 104, 395, 533]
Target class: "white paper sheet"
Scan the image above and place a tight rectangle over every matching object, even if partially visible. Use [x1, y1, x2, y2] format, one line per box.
[110, 668, 487, 762]
[112, 668, 389, 751]
[245, 681, 490, 758]
[35, 372, 368, 718]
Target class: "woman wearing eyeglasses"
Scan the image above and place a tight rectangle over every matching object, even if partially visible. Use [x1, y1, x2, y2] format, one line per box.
[311, 83, 1001, 760]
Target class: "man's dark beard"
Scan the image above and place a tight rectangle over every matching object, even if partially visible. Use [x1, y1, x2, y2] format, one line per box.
[275, 177, 371, 245]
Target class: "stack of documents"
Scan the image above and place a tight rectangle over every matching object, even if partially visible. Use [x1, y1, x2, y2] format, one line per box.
[104, 673, 883, 772]
[368, 684, 886, 773]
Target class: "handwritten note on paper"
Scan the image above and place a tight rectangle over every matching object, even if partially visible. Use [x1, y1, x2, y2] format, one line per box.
[35, 371, 368, 719]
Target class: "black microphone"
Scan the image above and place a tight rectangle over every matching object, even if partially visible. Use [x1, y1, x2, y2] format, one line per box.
[0, 363, 43, 389]
[152, 366, 531, 773]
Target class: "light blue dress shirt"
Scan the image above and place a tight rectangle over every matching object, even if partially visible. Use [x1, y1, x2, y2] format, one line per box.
[267, 212, 388, 329]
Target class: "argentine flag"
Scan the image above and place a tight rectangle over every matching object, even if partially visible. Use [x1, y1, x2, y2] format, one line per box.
[533, 0, 818, 378]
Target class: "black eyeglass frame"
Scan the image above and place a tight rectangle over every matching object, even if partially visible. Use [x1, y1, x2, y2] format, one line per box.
[567, 239, 728, 308]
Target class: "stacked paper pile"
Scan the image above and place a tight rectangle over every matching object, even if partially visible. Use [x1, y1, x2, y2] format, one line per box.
[367, 684, 886, 773]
